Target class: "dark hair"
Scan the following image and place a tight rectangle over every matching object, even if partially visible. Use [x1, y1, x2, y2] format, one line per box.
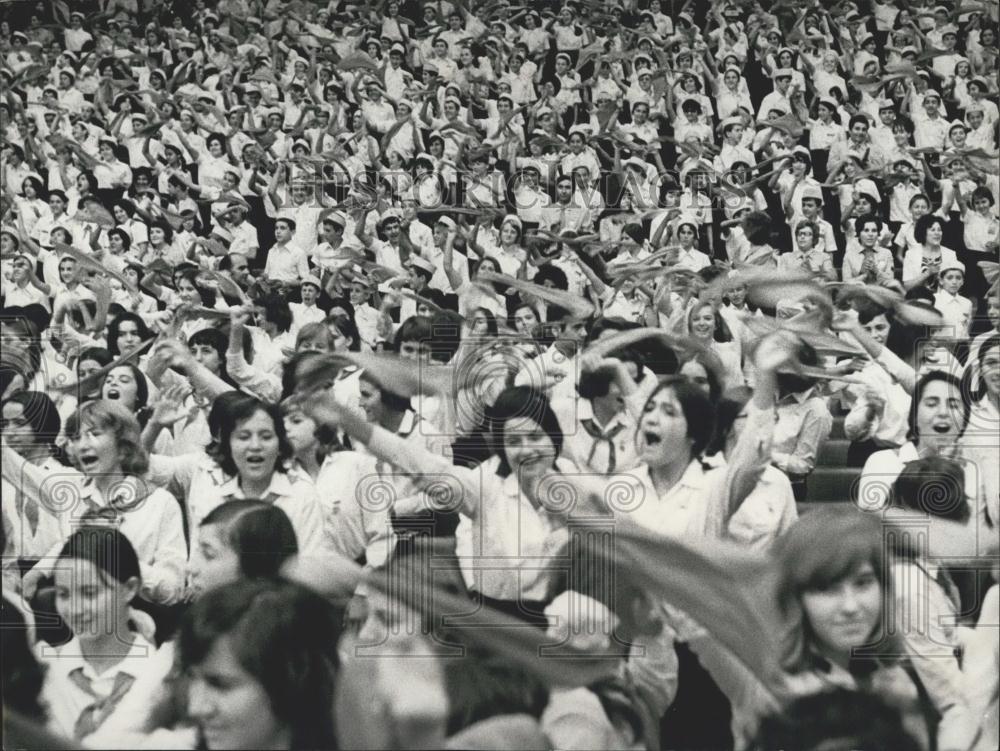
[258, 293, 293, 333]
[680, 352, 724, 403]
[854, 213, 883, 236]
[848, 114, 870, 131]
[908, 371, 969, 443]
[470, 307, 498, 336]
[578, 365, 618, 400]
[200, 500, 299, 578]
[772, 509, 893, 672]
[1, 596, 46, 722]
[1, 390, 60, 450]
[107, 227, 132, 252]
[77, 346, 113, 371]
[913, 213, 946, 245]
[533, 264, 569, 291]
[177, 268, 216, 308]
[642, 376, 715, 458]
[101, 362, 151, 413]
[490, 386, 563, 476]
[106, 312, 153, 357]
[443, 646, 549, 735]
[359, 370, 411, 413]
[776, 340, 820, 395]
[890, 456, 970, 522]
[393, 315, 434, 350]
[971, 186, 995, 207]
[57, 525, 142, 587]
[326, 314, 361, 352]
[752, 688, 922, 751]
[217, 395, 295, 477]
[706, 385, 751, 455]
[178, 579, 340, 750]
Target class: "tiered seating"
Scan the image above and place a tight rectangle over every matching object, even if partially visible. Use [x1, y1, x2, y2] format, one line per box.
[803, 414, 862, 514]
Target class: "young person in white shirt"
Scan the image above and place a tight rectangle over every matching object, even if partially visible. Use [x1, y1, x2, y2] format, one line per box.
[933, 261, 973, 340]
[263, 218, 310, 285]
[35, 527, 160, 743]
[290, 274, 325, 334]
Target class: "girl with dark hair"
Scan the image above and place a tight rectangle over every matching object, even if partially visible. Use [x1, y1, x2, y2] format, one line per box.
[189, 500, 298, 595]
[0, 391, 66, 562]
[9, 400, 187, 607]
[111, 198, 149, 255]
[35, 526, 164, 742]
[902, 214, 960, 293]
[307, 383, 559, 616]
[105, 311, 153, 358]
[99, 363, 152, 425]
[747, 509, 940, 751]
[179, 578, 341, 750]
[859, 370, 986, 522]
[706, 385, 797, 550]
[771, 340, 834, 503]
[75, 346, 113, 402]
[143, 376, 326, 556]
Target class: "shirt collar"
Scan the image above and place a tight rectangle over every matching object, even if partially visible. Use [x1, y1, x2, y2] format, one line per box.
[217, 469, 294, 499]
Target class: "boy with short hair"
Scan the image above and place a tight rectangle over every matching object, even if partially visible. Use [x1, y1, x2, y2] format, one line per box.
[933, 261, 972, 340]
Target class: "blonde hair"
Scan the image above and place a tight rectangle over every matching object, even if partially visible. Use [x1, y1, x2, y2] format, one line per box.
[66, 399, 149, 476]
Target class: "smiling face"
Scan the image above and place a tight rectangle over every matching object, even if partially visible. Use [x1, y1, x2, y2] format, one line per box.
[58, 257, 77, 284]
[862, 314, 890, 347]
[924, 220, 944, 247]
[856, 221, 878, 248]
[982, 345, 1000, 398]
[689, 304, 715, 340]
[914, 378, 964, 449]
[177, 277, 202, 305]
[230, 410, 280, 485]
[801, 562, 881, 660]
[638, 386, 693, 467]
[187, 635, 290, 751]
[501, 415, 556, 478]
[55, 559, 134, 645]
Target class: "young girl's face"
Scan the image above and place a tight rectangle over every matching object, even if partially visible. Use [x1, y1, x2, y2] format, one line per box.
[911, 198, 930, 219]
[283, 408, 318, 454]
[59, 258, 77, 284]
[177, 277, 202, 305]
[973, 196, 993, 214]
[191, 523, 241, 595]
[55, 559, 134, 643]
[940, 270, 964, 295]
[801, 562, 881, 658]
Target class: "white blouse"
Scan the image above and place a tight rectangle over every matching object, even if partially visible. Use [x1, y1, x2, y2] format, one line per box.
[146, 452, 326, 555]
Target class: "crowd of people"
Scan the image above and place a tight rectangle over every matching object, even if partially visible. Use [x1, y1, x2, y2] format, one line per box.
[1, 0, 999, 748]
